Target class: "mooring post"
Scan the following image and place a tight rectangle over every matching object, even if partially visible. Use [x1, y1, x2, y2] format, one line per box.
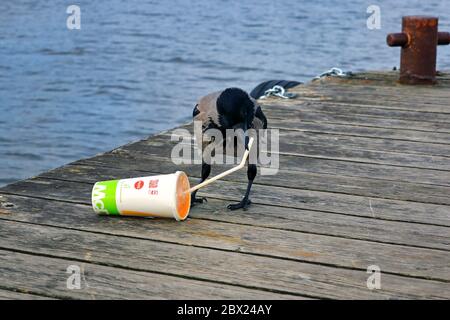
[387, 16, 450, 84]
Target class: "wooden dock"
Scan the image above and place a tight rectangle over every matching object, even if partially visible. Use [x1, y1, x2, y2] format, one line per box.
[0, 71, 449, 299]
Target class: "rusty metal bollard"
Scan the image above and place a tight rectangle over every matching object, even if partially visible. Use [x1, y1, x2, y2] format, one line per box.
[387, 16, 450, 84]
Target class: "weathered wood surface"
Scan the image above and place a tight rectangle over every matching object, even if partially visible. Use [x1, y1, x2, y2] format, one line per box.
[0, 250, 297, 300]
[1, 71, 449, 299]
[0, 288, 54, 300]
[1, 193, 448, 283]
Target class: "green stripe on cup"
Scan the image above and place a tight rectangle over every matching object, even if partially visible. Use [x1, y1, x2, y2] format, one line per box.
[91, 180, 119, 215]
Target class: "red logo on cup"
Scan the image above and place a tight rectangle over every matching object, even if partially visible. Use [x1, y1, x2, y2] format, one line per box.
[134, 180, 144, 190]
[149, 179, 159, 188]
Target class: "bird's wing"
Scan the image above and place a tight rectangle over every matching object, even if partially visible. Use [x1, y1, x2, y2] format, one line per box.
[194, 91, 221, 125]
[193, 91, 223, 158]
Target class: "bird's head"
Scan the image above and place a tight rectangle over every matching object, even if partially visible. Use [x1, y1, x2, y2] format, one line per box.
[216, 88, 255, 150]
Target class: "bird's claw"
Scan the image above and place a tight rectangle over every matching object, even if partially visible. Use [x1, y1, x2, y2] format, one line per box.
[191, 196, 207, 206]
[227, 199, 252, 211]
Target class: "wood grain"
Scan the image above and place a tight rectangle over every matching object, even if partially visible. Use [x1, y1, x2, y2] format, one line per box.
[0, 249, 297, 300]
[0, 194, 449, 282]
[2, 219, 447, 299]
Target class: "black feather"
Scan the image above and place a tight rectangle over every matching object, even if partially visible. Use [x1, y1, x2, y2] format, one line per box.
[192, 104, 200, 118]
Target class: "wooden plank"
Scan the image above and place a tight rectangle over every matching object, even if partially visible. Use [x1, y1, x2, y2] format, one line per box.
[296, 96, 450, 111]
[43, 161, 450, 206]
[0, 249, 295, 300]
[316, 70, 450, 85]
[0, 193, 449, 281]
[269, 119, 450, 145]
[292, 88, 450, 107]
[4, 171, 449, 229]
[296, 84, 450, 102]
[4, 162, 450, 246]
[1, 186, 448, 251]
[151, 122, 450, 158]
[288, 84, 450, 109]
[3, 219, 448, 299]
[270, 101, 450, 124]
[81, 143, 450, 187]
[167, 124, 450, 158]
[277, 98, 450, 115]
[278, 130, 450, 158]
[311, 71, 450, 84]
[194, 179, 450, 228]
[142, 133, 450, 171]
[339, 70, 450, 84]
[104, 133, 450, 194]
[0, 289, 52, 300]
[265, 107, 450, 133]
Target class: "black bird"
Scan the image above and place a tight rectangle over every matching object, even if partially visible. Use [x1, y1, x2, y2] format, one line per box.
[191, 87, 267, 210]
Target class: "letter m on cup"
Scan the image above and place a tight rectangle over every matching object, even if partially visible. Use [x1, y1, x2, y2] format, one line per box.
[92, 184, 108, 214]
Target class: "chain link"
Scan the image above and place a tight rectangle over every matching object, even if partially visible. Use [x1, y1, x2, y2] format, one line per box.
[313, 67, 353, 80]
[258, 85, 297, 99]
[257, 68, 352, 99]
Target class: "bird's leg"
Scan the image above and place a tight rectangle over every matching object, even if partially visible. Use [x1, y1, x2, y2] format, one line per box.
[191, 161, 210, 205]
[227, 163, 256, 211]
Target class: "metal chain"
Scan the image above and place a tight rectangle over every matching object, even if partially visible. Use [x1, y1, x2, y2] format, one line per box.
[258, 85, 297, 99]
[257, 67, 352, 100]
[313, 67, 353, 80]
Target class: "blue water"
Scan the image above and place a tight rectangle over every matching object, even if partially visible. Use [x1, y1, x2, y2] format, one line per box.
[1, 0, 449, 186]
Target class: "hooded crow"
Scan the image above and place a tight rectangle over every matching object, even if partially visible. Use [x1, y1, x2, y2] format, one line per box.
[191, 87, 267, 210]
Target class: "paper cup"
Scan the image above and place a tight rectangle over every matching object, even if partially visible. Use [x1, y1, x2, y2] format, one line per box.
[91, 171, 191, 221]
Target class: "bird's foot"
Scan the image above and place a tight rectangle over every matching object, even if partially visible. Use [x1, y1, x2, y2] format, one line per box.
[227, 199, 252, 211]
[190, 195, 207, 206]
